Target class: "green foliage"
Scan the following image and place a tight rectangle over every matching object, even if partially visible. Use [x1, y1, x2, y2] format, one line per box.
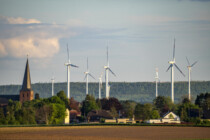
[1, 91, 67, 125]
[0, 107, 6, 124]
[57, 91, 69, 109]
[2, 81, 210, 103]
[81, 94, 99, 116]
[178, 98, 200, 122]
[153, 96, 174, 115]
[121, 101, 136, 118]
[134, 103, 159, 121]
[195, 93, 210, 111]
[151, 110, 160, 119]
[48, 103, 66, 124]
[110, 106, 118, 118]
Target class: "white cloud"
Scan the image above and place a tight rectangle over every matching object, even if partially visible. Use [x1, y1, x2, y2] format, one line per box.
[0, 16, 68, 58]
[0, 15, 41, 24]
[0, 37, 59, 58]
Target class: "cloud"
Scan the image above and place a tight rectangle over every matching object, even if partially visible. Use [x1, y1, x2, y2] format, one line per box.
[0, 16, 68, 58]
[0, 15, 41, 24]
[1, 37, 59, 58]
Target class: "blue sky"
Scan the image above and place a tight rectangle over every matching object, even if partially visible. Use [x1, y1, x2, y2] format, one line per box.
[0, 0, 210, 85]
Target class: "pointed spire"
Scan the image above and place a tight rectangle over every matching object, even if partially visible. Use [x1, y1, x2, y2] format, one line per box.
[21, 57, 32, 91]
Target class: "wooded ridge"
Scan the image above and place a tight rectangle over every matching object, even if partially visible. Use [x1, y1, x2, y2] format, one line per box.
[0, 81, 210, 103]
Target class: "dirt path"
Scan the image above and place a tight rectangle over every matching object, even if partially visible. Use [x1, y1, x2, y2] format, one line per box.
[0, 126, 210, 140]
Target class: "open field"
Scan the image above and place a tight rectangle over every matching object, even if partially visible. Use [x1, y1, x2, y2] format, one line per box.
[0, 126, 210, 140]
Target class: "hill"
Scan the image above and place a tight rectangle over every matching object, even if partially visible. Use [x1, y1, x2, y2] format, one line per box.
[0, 81, 210, 103]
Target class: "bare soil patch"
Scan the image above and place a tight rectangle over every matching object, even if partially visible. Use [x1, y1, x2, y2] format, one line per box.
[0, 126, 210, 140]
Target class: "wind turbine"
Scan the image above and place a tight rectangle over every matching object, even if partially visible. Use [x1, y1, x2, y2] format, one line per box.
[166, 39, 185, 103]
[84, 57, 95, 95]
[155, 68, 159, 98]
[186, 57, 197, 101]
[104, 46, 116, 98]
[98, 72, 103, 99]
[65, 44, 79, 99]
[51, 77, 55, 96]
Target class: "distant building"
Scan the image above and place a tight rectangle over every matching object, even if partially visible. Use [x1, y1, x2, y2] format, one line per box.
[19, 58, 34, 103]
[87, 110, 113, 122]
[146, 112, 181, 124]
[0, 57, 34, 105]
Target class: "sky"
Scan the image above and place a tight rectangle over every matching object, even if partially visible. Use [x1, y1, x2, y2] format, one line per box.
[0, 0, 210, 85]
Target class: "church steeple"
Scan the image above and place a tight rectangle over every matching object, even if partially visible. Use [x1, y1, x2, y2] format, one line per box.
[21, 58, 32, 91]
[20, 57, 34, 103]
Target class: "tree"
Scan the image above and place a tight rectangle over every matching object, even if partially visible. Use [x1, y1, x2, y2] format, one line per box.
[153, 96, 174, 115]
[110, 106, 118, 118]
[178, 98, 200, 122]
[195, 93, 210, 111]
[100, 97, 122, 112]
[121, 101, 136, 118]
[0, 107, 6, 124]
[69, 97, 80, 112]
[81, 95, 99, 116]
[57, 91, 69, 109]
[134, 103, 154, 121]
[134, 103, 144, 120]
[151, 110, 160, 119]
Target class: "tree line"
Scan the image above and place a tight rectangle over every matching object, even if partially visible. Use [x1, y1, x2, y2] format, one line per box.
[0, 91, 210, 125]
[1, 81, 210, 103]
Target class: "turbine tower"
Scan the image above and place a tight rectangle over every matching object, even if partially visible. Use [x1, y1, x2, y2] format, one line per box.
[186, 57, 197, 101]
[84, 57, 95, 95]
[155, 68, 159, 98]
[98, 72, 103, 99]
[104, 46, 116, 98]
[166, 39, 185, 103]
[51, 77, 55, 96]
[65, 44, 79, 99]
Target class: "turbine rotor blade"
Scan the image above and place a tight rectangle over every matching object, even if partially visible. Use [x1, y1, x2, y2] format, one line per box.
[84, 74, 87, 81]
[70, 64, 79, 68]
[186, 57, 190, 66]
[108, 68, 116, 76]
[67, 44, 70, 62]
[107, 46, 109, 64]
[166, 64, 172, 72]
[174, 63, 185, 77]
[89, 73, 96, 80]
[173, 38, 175, 60]
[191, 61, 197, 67]
[87, 57, 88, 70]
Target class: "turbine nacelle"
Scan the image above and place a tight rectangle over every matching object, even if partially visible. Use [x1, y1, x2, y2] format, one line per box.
[168, 61, 175, 64]
[104, 66, 109, 69]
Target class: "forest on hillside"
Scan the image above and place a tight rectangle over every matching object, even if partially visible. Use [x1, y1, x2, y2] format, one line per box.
[0, 81, 210, 103]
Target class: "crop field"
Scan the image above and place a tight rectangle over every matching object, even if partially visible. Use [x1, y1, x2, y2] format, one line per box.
[0, 126, 210, 140]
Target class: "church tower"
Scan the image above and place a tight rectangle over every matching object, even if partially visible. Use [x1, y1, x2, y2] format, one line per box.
[19, 57, 34, 103]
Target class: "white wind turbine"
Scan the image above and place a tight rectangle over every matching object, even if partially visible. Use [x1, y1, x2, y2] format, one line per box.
[155, 68, 160, 98]
[51, 77, 55, 96]
[84, 57, 95, 95]
[104, 46, 116, 98]
[65, 44, 79, 99]
[166, 39, 185, 103]
[186, 57, 197, 101]
[98, 72, 103, 99]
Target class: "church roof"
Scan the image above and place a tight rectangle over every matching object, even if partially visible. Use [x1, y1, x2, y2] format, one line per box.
[21, 58, 32, 91]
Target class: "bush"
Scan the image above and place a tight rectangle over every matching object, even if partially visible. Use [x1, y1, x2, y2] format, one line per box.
[100, 118, 105, 123]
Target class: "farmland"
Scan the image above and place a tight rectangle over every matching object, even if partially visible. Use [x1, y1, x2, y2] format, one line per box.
[0, 126, 210, 140]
